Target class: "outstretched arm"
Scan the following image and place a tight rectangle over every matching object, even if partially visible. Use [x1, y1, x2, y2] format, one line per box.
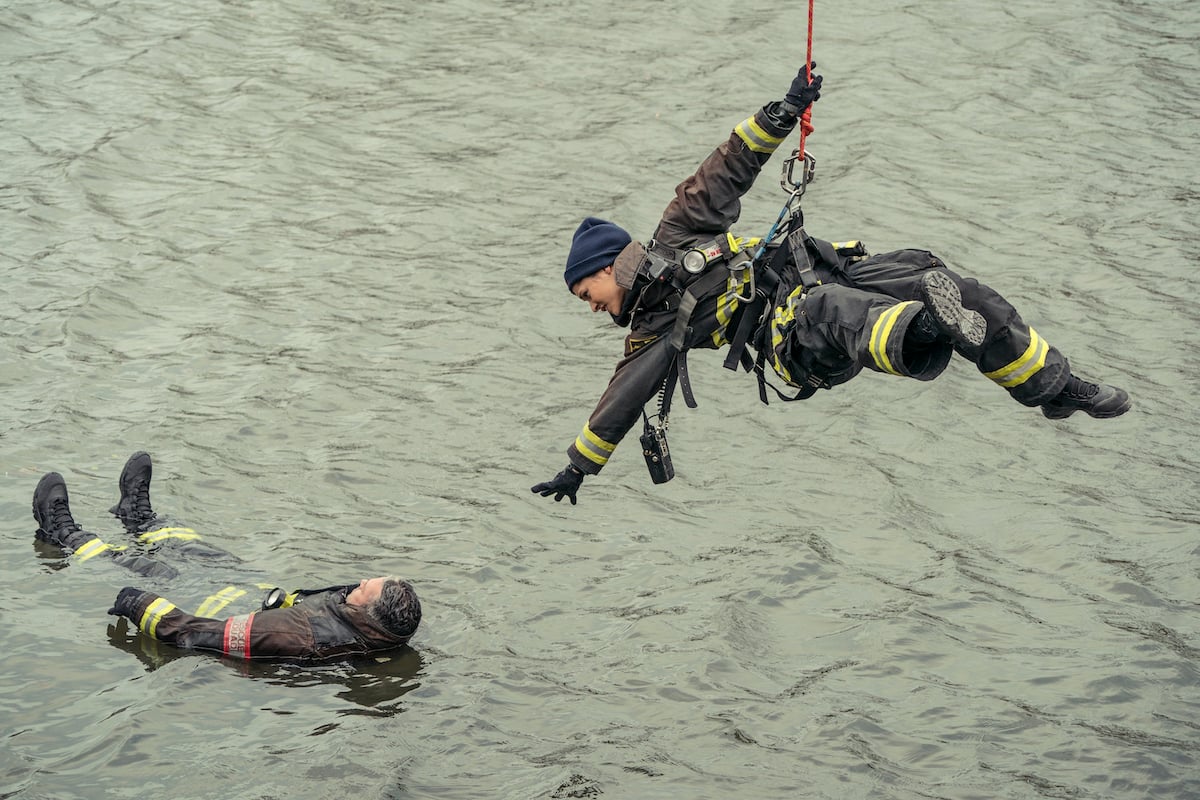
[532, 334, 676, 504]
[109, 587, 318, 660]
[655, 63, 822, 246]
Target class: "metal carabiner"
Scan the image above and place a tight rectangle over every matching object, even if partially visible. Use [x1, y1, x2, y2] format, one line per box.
[731, 257, 757, 303]
[780, 148, 817, 197]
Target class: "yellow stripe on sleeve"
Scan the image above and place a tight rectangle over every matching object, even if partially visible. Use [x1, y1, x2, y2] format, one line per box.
[574, 424, 616, 466]
[138, 598, 178, 639]
[734, 116, 786, 154]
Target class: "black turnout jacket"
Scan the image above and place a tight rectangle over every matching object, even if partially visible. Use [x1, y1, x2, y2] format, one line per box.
[566, 104, 798, 475]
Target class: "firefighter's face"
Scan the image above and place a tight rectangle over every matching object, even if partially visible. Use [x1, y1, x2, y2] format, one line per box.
[571, 265, 626, 315]
[346, 576, 388, 606]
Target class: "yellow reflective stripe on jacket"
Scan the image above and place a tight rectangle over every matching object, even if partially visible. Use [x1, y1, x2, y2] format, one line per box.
[708, 235, 762, 347]
[735, 116, 785, 154]
[196, 586, 247, 618]
[74, 538, 111, 562]
[768, 285, 807, 384]
[575, 423, 616, 466]
[984, 327, 1050, 388]
[138, 527, 200, 544]
[710, 272, 748, 347]
[869, 301, 918, 376]
[138, 598, 177, 639]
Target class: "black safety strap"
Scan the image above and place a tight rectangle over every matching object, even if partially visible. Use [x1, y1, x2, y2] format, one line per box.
[673, 351, 696, 409]
[660, 358, 679, 417]
[666, 266, 730, 351]
[722, 296, 766, 373]
[788, 225, 821, 289]
[664, 265, 741, 410]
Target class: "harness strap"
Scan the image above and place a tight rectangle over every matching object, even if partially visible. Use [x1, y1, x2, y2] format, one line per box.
[667, 264, 737, 351]
[722, 295, 766, 372]
[670, 352, 696, 409]
[788, 225, 821, 289]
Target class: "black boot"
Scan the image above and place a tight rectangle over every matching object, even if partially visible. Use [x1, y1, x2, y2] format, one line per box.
[109, 451, 159, 531]
[32, 472, 84, 546]
[917, 270, 986, 348]
[1042, 375, 1132, 419]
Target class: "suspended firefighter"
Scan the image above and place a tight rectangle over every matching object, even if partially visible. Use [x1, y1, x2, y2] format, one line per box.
[532, 62, 1130, 504]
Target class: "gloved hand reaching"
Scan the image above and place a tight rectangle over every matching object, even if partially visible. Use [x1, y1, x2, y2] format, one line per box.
[107, 586, 143, 618]
[782, 61, 822, 117]
[531, 465, 584, 505]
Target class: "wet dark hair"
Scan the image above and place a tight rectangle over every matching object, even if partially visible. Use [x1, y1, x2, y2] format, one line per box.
[368, 579, 421, 639]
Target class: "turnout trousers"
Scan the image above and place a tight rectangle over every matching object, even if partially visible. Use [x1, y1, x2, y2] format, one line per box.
[789, 248, 1070, 406]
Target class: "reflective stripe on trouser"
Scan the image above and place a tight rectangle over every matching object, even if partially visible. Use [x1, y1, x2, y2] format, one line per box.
[74, 537, 123, 562]
[984, 326, 1050, 387]
[832, 251, 1070, 405]
[138, 526, 201, 544]
[773, 284, 952, 387]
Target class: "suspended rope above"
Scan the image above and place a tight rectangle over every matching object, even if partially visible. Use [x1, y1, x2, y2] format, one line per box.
[796, 0, 816, 160]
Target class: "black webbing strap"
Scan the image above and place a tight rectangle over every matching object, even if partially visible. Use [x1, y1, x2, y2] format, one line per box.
[722, 295, 766, 372]
[660, 358, 680, 417]
[788, 225, 821, 289]
[674, 351, 697, 408]
[666, 266, 731, 351]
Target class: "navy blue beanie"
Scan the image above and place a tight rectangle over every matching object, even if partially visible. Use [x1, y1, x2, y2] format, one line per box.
[564, 217, 632, 289]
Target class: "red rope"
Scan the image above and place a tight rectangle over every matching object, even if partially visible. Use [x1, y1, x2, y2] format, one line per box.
[798, 0, 815, 157]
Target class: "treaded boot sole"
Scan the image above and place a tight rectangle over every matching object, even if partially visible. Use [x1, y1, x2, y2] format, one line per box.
[919, 270, 987, 348]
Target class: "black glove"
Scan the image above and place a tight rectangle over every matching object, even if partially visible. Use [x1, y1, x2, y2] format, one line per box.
[107, 586, 143, 618]
[531, 465, 584, 505]
[783, 62, 823, 116]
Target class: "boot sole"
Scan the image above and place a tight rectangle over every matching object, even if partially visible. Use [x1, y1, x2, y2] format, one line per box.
[1042, 396, 1132, 420]
[920, 270, 986, 348]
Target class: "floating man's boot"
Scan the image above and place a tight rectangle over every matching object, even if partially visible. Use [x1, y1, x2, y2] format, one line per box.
[109, 451, 161, 532]
[32, 472, 85, 547]
[31, 471, 108, 556]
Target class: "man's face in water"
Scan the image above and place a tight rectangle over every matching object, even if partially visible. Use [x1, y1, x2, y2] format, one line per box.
[571, 265, 626, 316]
[346, 577, 390, 606]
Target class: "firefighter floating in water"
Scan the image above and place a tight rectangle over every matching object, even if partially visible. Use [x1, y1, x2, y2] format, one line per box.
[532, 63, 1130, 504]
[32, 452, 421, 661]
